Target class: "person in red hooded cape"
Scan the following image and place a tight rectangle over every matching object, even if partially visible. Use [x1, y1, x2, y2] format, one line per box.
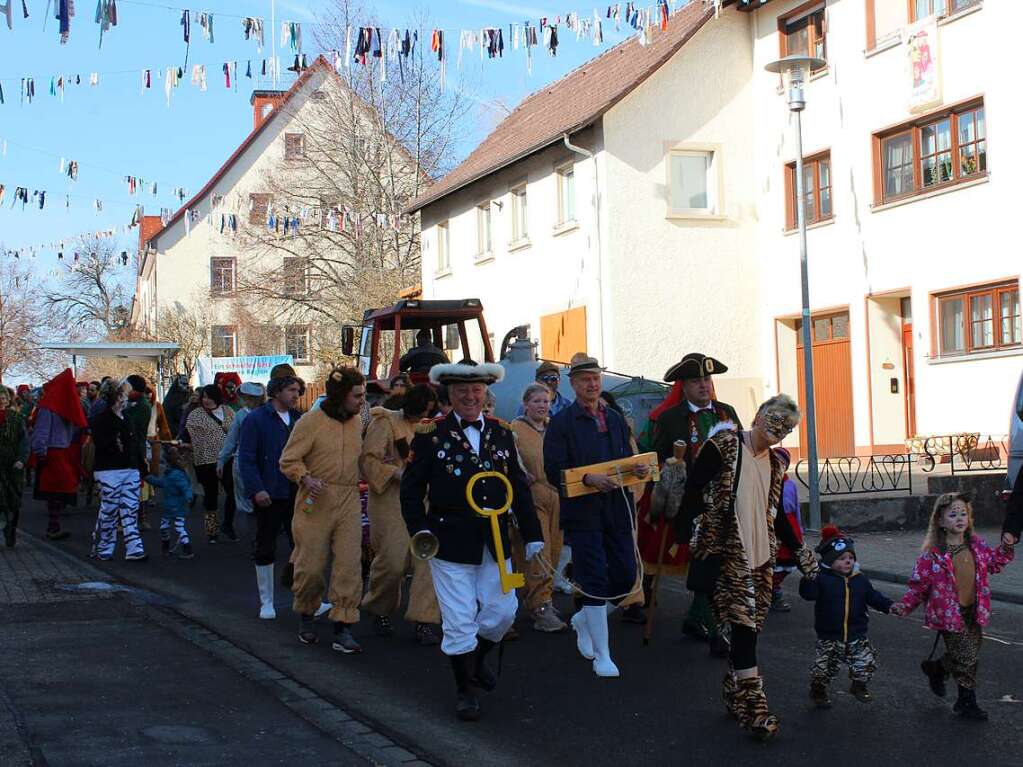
[30, 368, 87, 540]
[215, 371, 243, 412]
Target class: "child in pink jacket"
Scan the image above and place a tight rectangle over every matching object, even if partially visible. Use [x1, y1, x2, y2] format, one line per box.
[893, 493, 1014, 721]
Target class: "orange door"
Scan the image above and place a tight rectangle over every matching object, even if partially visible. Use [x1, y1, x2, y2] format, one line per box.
[540, 306, 587, 363]
[902, 321, 917, 438]
[796, 312, 854, 457]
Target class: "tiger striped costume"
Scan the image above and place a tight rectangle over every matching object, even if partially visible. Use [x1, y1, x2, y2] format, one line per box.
[686, 426, 816, 739]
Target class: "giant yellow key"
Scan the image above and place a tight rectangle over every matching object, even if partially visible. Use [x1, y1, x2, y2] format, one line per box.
[465, 471, 524, 594]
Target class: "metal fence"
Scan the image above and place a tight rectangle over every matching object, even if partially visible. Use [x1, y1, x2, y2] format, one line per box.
[918, 434, 1009, 475]
[795, 454, 915, 496]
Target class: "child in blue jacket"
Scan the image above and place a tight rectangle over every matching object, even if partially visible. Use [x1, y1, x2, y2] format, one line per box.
[799, 525, 895, 708]
[146, 447, 195, 559]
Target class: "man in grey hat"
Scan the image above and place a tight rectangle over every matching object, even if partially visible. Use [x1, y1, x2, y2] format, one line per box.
[545, 353, 648, 679]
[636, 352, 740, 656]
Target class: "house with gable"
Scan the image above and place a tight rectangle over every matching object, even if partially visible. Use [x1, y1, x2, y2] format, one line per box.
[131, 54, 420, 383]
[410, 0, 1019, 458]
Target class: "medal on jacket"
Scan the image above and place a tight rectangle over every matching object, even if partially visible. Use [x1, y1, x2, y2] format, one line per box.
[690, 420, 699, 444]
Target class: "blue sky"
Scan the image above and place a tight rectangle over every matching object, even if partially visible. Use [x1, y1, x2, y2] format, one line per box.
[0, 0, 645, 274]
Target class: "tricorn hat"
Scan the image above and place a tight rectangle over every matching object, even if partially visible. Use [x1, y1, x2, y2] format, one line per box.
[429, 359, 505, 386]
[568, 353, 604, 377]
[664, 353, 727, 382]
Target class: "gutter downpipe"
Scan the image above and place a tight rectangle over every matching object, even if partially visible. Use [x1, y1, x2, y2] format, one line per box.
[562, 132, 607, 363]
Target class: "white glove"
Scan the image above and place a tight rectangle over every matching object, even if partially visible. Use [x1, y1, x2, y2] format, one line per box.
[525, 541, 544, 561]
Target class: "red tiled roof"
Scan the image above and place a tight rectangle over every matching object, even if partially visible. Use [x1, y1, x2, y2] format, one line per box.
[406, 2, 715, 213]
[147, 55, 336, 245]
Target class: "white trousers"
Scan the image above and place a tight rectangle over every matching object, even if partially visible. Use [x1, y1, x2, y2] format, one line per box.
[429, 549, 518, 656]
[94, 469, 144, 559]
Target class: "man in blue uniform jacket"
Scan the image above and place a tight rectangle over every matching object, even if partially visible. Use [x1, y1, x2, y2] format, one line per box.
[401, 360, 543, 722]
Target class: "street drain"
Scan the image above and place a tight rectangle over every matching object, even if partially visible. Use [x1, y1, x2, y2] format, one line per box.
[142, 725, 218, 744]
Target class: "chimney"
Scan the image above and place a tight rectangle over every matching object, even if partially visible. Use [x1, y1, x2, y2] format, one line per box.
[250, 89, 287, 131]
[139, 214, 163, 252]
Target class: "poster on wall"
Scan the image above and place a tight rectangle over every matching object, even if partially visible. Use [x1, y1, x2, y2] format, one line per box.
[905, 19, 941, 113]
[197, 355, 294, 385]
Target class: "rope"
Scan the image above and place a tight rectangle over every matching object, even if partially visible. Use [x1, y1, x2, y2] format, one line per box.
[531, 465, 645, 603]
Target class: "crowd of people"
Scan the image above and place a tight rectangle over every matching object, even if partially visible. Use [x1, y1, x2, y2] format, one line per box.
[1, 348, 1021, 740]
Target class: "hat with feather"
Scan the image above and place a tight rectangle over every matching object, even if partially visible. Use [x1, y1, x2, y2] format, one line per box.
[429, 359, 505, 386]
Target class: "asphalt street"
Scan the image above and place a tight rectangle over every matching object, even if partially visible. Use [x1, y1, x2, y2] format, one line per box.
[13, 497, 1023, 766]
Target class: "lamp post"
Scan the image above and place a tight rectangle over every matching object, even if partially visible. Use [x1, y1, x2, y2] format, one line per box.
[765, 54, 827, 530]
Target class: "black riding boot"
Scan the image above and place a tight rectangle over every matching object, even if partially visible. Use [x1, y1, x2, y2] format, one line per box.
[953, 686, 988, 721]
[474, 637, 498, 692]
[450, 652, 480, 721]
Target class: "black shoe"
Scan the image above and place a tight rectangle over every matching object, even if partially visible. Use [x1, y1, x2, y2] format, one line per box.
[921, 659, 948, 698]
[299, 615, 319, 645]
[331, 623, 363, 654]
[178, 542, 194, 559]
[450, 653, 480, 722]
[682, 618, 710, 642]
[810, 682, 832, 708]
[415, 622, 441, 646]
[621, 604, 646, 624]
[46, 529, 70, 541]
[221, 526, 239, 543]
[374, 614, 394, 637]
[850, 680, 872, 703]
[161, 538, 171, 556]
[125, 552, 149, 562]
[473, 638, 498, 692]
[208, 535, 218, 545]
[709, 633, 730, 658]
[954, 686, 988, 720]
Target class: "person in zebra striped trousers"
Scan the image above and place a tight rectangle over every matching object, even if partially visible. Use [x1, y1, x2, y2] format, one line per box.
[89, 381, 148, 562]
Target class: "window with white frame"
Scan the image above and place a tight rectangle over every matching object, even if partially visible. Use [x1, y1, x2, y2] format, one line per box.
[556, 164, 576, 226]
[210, 256, 236, 294]
[211, 325, 237, 358]
[511, 184, 528, 242]
[668, 149, 718, 216]
[437, 221, 450, 272]
[285, 325, 311, 363]
[475, 203, 492, 257]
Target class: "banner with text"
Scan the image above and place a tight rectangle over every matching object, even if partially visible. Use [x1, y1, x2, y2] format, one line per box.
[197, 355, 294, 385]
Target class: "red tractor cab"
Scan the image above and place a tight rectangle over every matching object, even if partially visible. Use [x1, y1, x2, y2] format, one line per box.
[341, 298, 495, 388]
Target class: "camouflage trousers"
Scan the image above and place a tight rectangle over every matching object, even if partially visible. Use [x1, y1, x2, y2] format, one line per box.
[811, 637, 877, 685]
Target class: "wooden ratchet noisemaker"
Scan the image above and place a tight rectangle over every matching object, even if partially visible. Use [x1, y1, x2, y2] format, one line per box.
[560, 452, 660, 498]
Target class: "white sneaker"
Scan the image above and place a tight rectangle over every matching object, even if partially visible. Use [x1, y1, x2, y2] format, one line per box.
[315, 602, 332, 618]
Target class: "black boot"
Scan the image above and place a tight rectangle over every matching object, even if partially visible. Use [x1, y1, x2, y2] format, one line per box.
[810, 681, 832, 709]
[953, 686, 988, 721]
[921, 658, 948, 698]
[450, 652, 481, 721]
[473, 637, 499, 692]
[3, 523, 16, 548]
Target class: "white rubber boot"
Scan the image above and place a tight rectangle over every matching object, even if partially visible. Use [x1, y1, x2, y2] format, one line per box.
[571, 610, 595, 660]
[583, 605, 620, 678]
[255, 564, 276, 620]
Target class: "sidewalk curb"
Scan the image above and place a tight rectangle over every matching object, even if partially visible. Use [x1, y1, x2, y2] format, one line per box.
[862, 567, 1023, 607]
[23, 532, 436, 767]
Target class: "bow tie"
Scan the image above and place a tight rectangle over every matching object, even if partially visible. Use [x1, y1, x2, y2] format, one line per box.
[459, 419, 484, 431]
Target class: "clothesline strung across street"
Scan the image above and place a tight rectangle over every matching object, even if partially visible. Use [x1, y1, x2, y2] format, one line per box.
[1, 225, 138, 275]
[1, 0, 701, 89]
[0, 179, 181, 219]
[0, 136, 191, 204]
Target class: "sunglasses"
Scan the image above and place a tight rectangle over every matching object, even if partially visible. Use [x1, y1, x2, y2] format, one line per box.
[539, 375, 560, 383]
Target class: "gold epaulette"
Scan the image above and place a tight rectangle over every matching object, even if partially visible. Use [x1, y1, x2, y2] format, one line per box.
[414, 419, 439, 435]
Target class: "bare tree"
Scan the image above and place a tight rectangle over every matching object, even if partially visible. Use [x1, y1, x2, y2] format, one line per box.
[0, 258, 44, 385]
[153, 294, 215, 380]
[233, 0, 475, 366]
[42, 238, 133, 338]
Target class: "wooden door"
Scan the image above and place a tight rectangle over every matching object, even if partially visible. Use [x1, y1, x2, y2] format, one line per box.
[796, 311, 854, 457]
[540, 306, 587, 363]
[902, 312, 917, 438]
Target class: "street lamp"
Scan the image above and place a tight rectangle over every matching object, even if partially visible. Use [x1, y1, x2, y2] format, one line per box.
[765, 54, 826, 530]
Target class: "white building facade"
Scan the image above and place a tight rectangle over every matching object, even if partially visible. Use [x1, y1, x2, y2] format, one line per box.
[413, 0, 1018, 457]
